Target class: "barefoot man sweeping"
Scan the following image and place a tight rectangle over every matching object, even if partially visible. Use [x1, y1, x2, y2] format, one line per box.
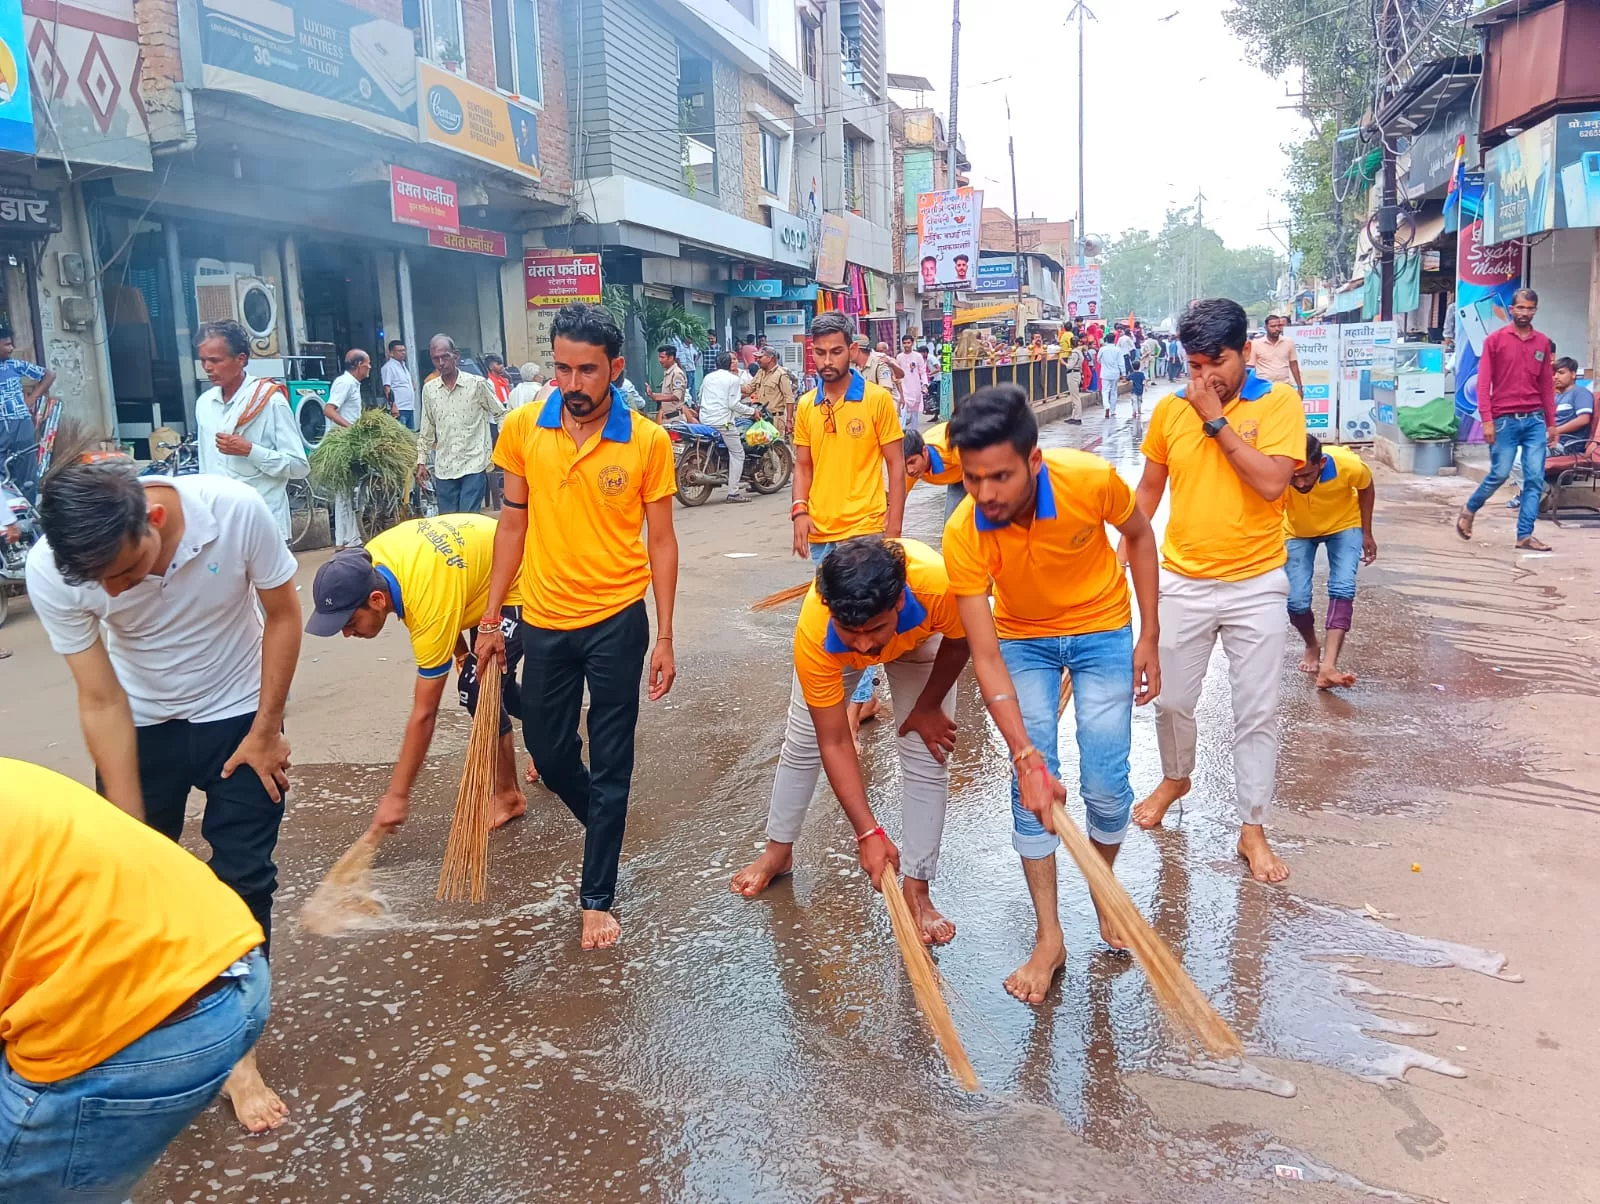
[303, 513, 533, 834]
[1127, 299, 1305, 884]
[941, 385, 1162, 1003]
[731, 537, 970, 943]
[24, 430, 301, 1131]
[475, 303, 679, 950]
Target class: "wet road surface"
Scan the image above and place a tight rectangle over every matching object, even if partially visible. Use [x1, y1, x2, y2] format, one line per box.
[135, 395, 1546, 1203]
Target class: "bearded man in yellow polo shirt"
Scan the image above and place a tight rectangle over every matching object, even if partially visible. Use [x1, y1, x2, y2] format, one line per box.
[304, 513, 533, 837]
[790, 311, 905, 739]
[941, 385, 1162, 1004]
[0, 759, 271, 1203]
[731, 537, 970, 944]
[1129, 298, 1306, 884]
[476, 303, 679, 951]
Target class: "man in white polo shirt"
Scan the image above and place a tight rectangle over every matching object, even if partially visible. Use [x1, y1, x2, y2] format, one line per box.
[24, 428, 304, 1134]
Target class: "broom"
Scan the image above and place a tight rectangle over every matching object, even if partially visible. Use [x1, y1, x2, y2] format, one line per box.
[1058, 668, 1074, 717]
[438, 656, 503, 903]
[751, 581, 812, 611]
[1047, 798, 1242, 1058]
[301, 828, 386, 935]
[879, 868, 980, 1092]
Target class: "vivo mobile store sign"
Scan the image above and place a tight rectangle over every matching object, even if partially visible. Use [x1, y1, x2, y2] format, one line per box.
[1482, 110, 1600, 244]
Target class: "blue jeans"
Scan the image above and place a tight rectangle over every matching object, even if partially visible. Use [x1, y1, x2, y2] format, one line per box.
[396, 408, 416, 430]
[1286, 526, 1362, 612]
[809, 540, 877, 704]
[999, 625, 1135, 855]
[0, 949, 271, 1203]
[1465, 411, 1548, 540]
[435, 470, 487, 515]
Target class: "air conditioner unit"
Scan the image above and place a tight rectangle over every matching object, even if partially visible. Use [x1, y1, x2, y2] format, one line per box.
[236, 276, 280, 356]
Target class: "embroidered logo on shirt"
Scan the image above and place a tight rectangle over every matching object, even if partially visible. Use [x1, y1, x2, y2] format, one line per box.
[207, 562, 220, 574]
[1069, 527, 1094, 549]
[847, 418, 866, 438]
[1238, 420, 1260, 445]
[597, 465, 629, 496]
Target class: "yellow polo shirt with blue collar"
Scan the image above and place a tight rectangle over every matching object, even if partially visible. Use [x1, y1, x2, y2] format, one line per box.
[1140, 369, 1306, 581]
[914, 421, 964, 487]
[367, 514, 526, 678]
[793, 538, 965, 708]
[1284, 444, 1371, 539]
[943, 449, 1134, 639]
[794, 368, 903, 543]
[493, 387, 676, 630]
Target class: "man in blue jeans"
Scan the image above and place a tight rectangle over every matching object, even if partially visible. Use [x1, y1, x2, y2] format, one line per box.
[941, 385, 1162, 1005]
[1, 759, 271, 1203]
[1457, 287, 1558, 551]
[1284, 435, 1377, 689]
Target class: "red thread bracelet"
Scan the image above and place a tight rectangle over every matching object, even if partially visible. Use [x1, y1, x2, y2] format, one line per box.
[855, 826, 886, 844]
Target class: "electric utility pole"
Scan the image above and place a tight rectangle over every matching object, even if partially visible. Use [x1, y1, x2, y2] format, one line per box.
[1008, 95, 1024, 336]
[940, 0, 960, 419]
[1066, 1, 1095, 266]
[1377, 0, 1400, 322]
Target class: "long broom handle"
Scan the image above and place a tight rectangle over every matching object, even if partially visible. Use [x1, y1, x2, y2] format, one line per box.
[879, 868, 981, 1092]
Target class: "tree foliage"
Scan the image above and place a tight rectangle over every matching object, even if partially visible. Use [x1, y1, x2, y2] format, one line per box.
[1101, 209, 1284, 326]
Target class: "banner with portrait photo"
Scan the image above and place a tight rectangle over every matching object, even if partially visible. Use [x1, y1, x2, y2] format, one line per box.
[1063, 266, 1102, 323]
[915, 188, 982, 293]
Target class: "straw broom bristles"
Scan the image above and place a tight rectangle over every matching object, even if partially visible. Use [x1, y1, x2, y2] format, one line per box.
[1047, 800, 1243, 1058]
[879, 868, 980, 1092]
[438, 656, 503, 903]
[302, 828, 385, 935]
[751, 581, 812, 610]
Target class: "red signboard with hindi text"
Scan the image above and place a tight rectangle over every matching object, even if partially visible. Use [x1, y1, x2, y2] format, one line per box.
[524, 253, 602, 308]
[390, 165, 459, 233]
[427, 226, 509, 257]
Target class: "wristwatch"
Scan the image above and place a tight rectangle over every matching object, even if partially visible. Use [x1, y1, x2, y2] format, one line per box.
[1202, 416, 1229, 439]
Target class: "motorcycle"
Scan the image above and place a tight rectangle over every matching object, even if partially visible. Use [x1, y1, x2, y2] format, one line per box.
[0, 457, 41, 631]
[663, 416, 793, 507]
[139, 437, 200, 477]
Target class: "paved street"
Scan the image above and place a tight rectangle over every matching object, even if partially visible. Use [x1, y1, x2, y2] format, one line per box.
[4, 400, 1598, 1203]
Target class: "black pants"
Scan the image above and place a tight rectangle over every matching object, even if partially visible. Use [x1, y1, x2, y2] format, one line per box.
[132, 711, 285, 951]
[520, 600, 650, 912]
[459, 607, 524, 736]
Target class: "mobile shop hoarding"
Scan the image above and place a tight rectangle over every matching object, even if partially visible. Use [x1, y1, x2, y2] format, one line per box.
[916, 188, 982, 293]
[1454, 171, 1523, 442]
[524, 254, 602, 307]
[1335, 321, 1396, 444]
[974, 257, 1020, 294]
[1286, 324, 1336, 436]
[1482, 110, 1600, 243]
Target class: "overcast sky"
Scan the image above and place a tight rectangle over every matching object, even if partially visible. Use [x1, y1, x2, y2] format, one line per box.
[883, 0, 1310, 251]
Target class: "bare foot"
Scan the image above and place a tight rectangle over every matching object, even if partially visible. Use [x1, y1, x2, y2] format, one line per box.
[1297, 645, 1321, 673]
[580, 908, 621, 949]
[1315, 665, 1357, 689]
[901, 878, 956, 946]
[524, 760, 540, 785]
[1455, 506, 1473, 540]
[1003, 933, 1066, 1004]
[1092, 900, 1129, 950]
[491, 788, 526, 830]
[221, 1048, 288, 1133]
[1132, 776, 1190, 829]
[1237, 825, 1290, 884]
[730, 843, 793, 897]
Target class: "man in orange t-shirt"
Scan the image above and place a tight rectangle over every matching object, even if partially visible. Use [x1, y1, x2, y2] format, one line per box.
[1128, 298, 1306, 884]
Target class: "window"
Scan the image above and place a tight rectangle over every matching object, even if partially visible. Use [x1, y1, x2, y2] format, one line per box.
[405, 0, 466, 74]
[490, 0, 543, 104]
[678, 47, 718, 197]
[760, 129, 782, 195]
[801, 17, 819, 80]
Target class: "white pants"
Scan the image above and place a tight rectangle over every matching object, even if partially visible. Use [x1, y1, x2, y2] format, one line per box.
[1153, 566, 1289, 826]
[1100, 374, 1120, 409]
[719, 426, 745, 496]
[764, 636, 956, 882]
[334, 489, 363, 547]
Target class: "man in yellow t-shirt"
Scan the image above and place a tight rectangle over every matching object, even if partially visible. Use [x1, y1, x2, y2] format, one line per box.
[1284, 434, 1377, 691]
[1129, 298, 1306, 884]
[476, 303, 679, 952]
[901, 420, 966, 519]
[792, 312, 905, 737]
[941, 385, 1162, 1004]
[731, 537, 970, 944]
[305, 513, 532, 836]
[0, 759, 270, 1202]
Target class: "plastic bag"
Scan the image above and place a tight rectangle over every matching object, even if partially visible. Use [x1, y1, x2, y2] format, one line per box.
[744, 417, 779, 446]
[1395, 394, 1459, 442]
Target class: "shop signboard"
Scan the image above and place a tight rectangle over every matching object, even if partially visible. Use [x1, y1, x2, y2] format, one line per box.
[0, 184, 61, 234]
[524, 253, 601, 307]
[1454, 170, 1522, 440]
[1286, 323, 1336, 435]
[974, 257, 1019, 295]
[23, 4, 151, 171]
[197, 0, 417, 141]
[780, 283, 818, 302]
[389, 166, 459, 233]
[427, 226, 508, 258]
[1335, 321, 1396, 444]
[1402, 102, 1476, 201]
[0, 2, 35, 154]
[1482, 110, 1600, 243]
[816, 213, 849, 287]
[725, 278, 783, 298]
[915, 187, 981, 292]
[1063, 266, 1101, 320]
[418, 60, 541, 181]
[770, 208, 813, 270]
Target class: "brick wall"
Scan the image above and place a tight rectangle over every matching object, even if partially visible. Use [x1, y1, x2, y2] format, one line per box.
[132, 0, 182, 141]
[534, 0, 571, 195]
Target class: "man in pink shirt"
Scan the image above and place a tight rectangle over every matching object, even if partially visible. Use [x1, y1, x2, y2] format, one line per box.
[1457, 288, 1558, 551]
[895, 334, 930, 429]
